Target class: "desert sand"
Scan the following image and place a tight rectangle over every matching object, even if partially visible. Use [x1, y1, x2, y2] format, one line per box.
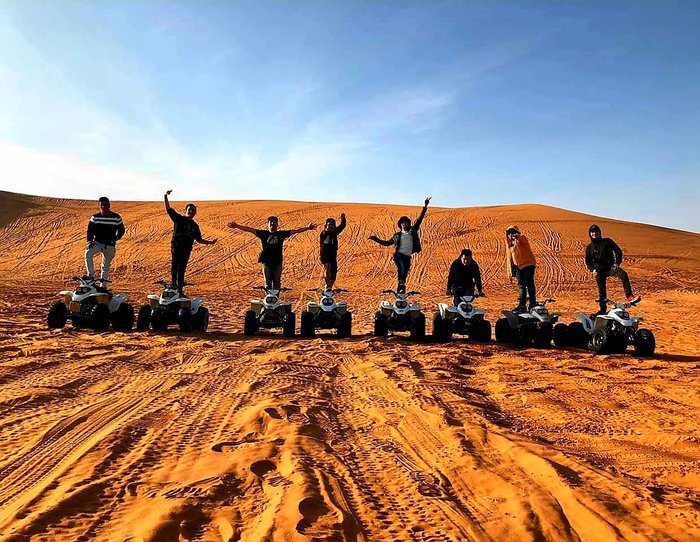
[0, 190, 698, 542]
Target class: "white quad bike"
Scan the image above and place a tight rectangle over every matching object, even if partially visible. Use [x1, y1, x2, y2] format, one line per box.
[432, 293, 491, 342]
[47, 276, 134, 332]
[243, 286, 295, 337]
[572, 299, 655, 356]
[300, 288, 352, 338]
[136, 281, 209, 332]
[374, 290, 426, 341]
[495, 299, 561, 347]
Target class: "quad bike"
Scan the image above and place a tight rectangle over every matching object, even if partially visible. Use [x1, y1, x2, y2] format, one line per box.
[243, 287, 295, 337]
[136, 281, 209, 332]
[47, 276, 134, 332]
[572, 299, 655, 356]
[300, 288, 352, 338]
[432, 293, 491, 342]
[373, 290, 425, 341]
[495, 299, 561, 347]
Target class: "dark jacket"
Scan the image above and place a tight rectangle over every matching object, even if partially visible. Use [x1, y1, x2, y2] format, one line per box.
[320, 214, 347, 262]
[585, 238, 623, 272]
[370, 204, 428, 255]
[167, 208, 203, 248]
[447, 258, 482, 292]
[86, 212, 125, 246]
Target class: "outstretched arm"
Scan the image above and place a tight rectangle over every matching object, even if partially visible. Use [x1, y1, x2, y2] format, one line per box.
[227, 221, 258, 235]
[368, 235, 394, 247]
[289, 222, 317, 236]
[412, 196, 431, 230]
[164, 190, 172, 211]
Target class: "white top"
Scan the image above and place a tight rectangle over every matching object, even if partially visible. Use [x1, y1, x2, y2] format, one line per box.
[398, 231, 413, 256]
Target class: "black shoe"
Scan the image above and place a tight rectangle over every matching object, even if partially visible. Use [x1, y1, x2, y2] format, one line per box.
[512, 305, 526, 313]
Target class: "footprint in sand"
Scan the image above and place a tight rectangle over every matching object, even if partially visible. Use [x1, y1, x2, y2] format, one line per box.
[250, 460, 287, 487]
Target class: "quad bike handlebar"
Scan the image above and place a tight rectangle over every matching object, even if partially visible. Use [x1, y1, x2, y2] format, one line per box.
[68, 276, 110, 283]
[381, 289, 420, 296]
[255, 286, 292, 292]
[307, 288, 348, 294]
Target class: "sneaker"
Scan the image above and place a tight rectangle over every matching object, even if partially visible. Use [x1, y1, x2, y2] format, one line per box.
[626, 295, 641, 305]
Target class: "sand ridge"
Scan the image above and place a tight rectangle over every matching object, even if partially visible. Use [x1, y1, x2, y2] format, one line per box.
[0, 191, 699, 541]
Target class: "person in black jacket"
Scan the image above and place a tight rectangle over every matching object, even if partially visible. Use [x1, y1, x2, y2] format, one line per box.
[228, 215, 317, 290]
[446, 249, 484, 305]
[320, 213, 346, 289]
[164, 190, 217, 295]
[85, 196, 125, 289]
[585, 224, 640, 313]
[369, 197, 430, 292]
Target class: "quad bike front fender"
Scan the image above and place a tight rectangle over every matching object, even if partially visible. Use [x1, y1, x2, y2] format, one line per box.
[108, 294, 128, 313]
[190, 297, 204, 314]
[574, 312, 594, 334]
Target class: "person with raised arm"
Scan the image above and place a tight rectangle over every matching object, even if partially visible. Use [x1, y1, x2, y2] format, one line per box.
[368, 197, 431, 293]
[320, 213, 347, 289]
[228, 215, 317, 290]
[164, 190, 217, 295]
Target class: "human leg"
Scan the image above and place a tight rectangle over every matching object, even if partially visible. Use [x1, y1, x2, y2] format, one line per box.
[262, 264, 273, 289]
[513, 266, 526, 309]
[595, 270, 609, 312]
[85, 243, 99, 280]
[271, 263, 282, 291]
[99, 244, 115, 286]
[523, 265, 537, 308]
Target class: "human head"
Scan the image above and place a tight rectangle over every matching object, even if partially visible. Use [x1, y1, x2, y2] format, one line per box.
[267, 216, 279, 232]
[398, 216, 411, 231]
[589, 224, 601, 239]
[185, 203, 197, 218]
[98, 197, 110, 214]
[324, 218, 336, 232]
[505, 225, 520, 240]
[460, 249, 473, 265]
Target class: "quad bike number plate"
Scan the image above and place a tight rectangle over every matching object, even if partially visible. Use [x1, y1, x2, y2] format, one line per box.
[69, 301, 81, 313]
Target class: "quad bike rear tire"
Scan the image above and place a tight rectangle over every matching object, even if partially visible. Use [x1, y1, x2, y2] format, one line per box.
[472, 319, 491, 342]
[47, 301, 68, 329]
[495, 318, 512, 343]
[533, 323, 553, 348]
[410, 313, 426, 341]
[136, 305, 151, 331]
[634, 328, 655, 357]
[432, 313, 451, 342]
[150, 305, 169, 331]
[567, 322, 589, 349]
[552, 323, 568, 347]
[282, 312, 296, 338]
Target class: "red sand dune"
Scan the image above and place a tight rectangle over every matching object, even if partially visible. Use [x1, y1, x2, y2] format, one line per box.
[0, 190, 698, 541]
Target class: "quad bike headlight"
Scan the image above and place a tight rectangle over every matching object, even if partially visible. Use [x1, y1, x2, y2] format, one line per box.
[396, 300, 408, 309]
[76, 286, 90, 294]
[162, 291, 176, 299]
[265, 296, 278, 304]
[322, 298, 334, 306]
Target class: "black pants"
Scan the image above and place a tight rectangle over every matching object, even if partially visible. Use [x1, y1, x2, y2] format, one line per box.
[514, 265, 536, 308]
[262, 262, 283, 290]
[171, 243, 193, 292]
[322, 258, 338, 284]
[596, 267, 632, 310]
[393, 253, 412, 291]
[451, 286, 475, 307]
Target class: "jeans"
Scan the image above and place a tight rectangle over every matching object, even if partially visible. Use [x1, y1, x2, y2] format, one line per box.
[393, 253, 412, 291]
[85, 242, 115, 285]
[262, 262, 283, 290]
[596, 267, 633, 310]
[171, 243, 193, 292]
[514, 265, 536, 308]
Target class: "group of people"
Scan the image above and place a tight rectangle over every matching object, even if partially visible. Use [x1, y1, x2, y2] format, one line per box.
[84, 194, 641, 314]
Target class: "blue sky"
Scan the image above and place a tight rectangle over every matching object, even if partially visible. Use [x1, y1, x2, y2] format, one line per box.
[0, 1, 698, 232]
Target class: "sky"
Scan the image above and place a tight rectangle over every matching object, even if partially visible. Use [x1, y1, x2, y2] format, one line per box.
[0, 1, 698, 232]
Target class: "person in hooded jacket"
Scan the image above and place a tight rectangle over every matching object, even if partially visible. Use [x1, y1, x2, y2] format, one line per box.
[446, 249, 484, 306]
[585, 224, 640, 314]
[369, 197, 431, 293]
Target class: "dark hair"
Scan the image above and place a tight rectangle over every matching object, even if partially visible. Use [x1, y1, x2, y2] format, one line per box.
[397, 216, 411, 228]
[267, 216, 278, 223]
[589, 224, 601, 234]
[325, 217, 336, 226]
[185, 203, 197, 213]
[460, 249, 472, 257]
[98, 196, 110, 204]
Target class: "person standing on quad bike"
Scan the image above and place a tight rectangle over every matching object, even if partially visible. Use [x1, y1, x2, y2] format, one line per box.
[320, 213, 347, 289]
[585, 224, 641, 314]
[505, 225, 537, 312]
[446, 249, 484, 306]
[164, 190, 218, 295]
[368, 197, 431, 293]
[228, 216, 317, 290]
[85, 196, 125, 290]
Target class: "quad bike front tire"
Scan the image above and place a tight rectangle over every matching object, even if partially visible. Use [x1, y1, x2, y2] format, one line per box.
[192, 307, 209, 332]
[243, 310, 258, 336]
[634, 328, 655, 357]
[337, 312, 352, 339]
[150, 306, 169, 331]
[374, 312, 389, 337]
[432, 313, 450, 342]
[282, 312, 296, 338]
[567, 322, 589, 350]
[410, 313, 426, 342]
[178, 307, 192, 332]
[136, 305, 152, 331]
[111, 303, 134, 332]
[91, 303, 111, 332]
[47, 301, 68, 329]
[552, 323, 568, 347]
[592, 327, 612, 354]
[533, 323, 553, 348]
[495, 318, 513, 343]
[300, 311, 315, 337]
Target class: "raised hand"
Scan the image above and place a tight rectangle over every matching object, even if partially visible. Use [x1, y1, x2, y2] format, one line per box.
[227, 221, 237, 229]
[424, 196, 431, 206]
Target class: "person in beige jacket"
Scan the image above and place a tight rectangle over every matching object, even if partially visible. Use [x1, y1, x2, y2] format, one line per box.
[505, 225, 537, 311]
